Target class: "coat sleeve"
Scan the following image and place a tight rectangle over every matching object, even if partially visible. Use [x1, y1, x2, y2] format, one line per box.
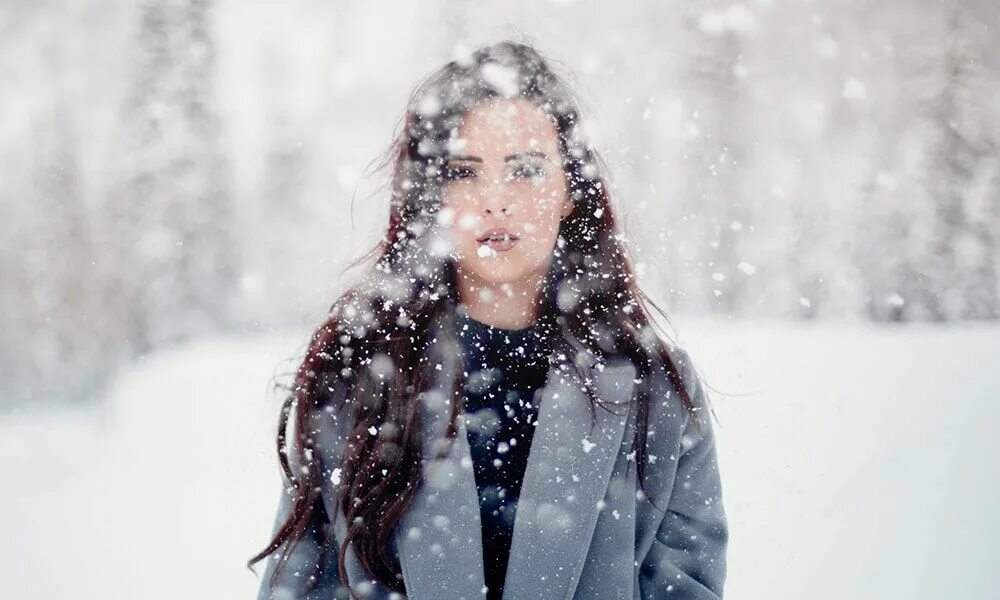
[256, 483, 343, 600]
[257, 380, 352, 600]
[638, 346, 729, 599]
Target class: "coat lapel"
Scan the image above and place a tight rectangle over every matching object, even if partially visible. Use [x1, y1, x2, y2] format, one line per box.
[394, 314, 636, 600]
[501, 356, 635, 600]
[393, 313, 487, 600]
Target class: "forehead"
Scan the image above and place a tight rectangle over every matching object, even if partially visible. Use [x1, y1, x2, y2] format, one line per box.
[453, 98, 560, 156]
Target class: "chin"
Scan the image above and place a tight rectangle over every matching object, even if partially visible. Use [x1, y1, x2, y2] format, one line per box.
[468, 264, 531, 285]
[461, 255, 541, 286]
[455, 242, 551, 286]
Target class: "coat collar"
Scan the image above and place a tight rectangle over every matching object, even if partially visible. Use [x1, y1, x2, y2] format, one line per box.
[392, 311, 637, 600]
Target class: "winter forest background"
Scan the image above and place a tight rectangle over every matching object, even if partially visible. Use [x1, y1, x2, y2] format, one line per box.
[2, 1, 999, 599]
[3, 0, 999, 408]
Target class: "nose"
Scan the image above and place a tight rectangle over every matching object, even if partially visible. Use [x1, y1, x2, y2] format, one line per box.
[480, 174, 513, 216]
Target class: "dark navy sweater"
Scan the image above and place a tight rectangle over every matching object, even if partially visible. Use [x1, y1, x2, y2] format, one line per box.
[453, 312, 553, 600]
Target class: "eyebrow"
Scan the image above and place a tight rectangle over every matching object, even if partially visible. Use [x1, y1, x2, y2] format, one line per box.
[446, 150, 549, 163]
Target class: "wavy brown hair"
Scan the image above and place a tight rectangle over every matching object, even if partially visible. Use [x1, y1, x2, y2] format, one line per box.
[247, 40, 708, 599]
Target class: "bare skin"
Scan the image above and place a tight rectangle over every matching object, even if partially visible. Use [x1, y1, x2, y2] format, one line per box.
[440, 98, 575, 330]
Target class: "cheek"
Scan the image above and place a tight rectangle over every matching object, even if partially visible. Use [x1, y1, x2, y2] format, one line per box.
[441, 195, 478, 239]
[441, 185, 472, 213]
[522, 186, 568, 233]
[447, 217, 479, 257]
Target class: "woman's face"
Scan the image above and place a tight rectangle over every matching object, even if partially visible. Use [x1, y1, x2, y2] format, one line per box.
[440, 98, 574, 289]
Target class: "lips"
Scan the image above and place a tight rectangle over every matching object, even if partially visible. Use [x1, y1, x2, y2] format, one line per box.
[476, 228, 520, 243]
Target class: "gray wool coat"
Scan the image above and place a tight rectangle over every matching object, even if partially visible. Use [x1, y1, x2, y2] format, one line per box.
[256, 316, 728, 600]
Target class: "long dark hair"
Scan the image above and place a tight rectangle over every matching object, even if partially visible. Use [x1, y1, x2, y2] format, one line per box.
[248, 40, 708, 599]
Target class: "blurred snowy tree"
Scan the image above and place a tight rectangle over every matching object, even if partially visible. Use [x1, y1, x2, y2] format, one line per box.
[103, 0, 237, 354]
[676, 2, 753, 317]
[0, 106, 106, 406]
[903, 0, 999, 320]
[915, 0, 1000, 320]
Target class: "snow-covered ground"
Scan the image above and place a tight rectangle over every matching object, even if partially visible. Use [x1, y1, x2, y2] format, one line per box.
[1, 317, 997, 599]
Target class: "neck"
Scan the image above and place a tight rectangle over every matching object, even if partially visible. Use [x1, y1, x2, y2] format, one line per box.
[455, 269, 546, 330]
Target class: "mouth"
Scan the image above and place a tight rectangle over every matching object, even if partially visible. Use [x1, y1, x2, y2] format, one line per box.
[476, 229, 520, 244]
[476, 229, 520, 254]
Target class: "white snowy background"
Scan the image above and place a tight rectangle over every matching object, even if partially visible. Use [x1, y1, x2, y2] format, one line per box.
[3, 321, 998, 598]
[1, 1, 998, 598]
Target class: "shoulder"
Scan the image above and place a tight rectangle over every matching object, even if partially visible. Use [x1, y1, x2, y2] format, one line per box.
[307, 374, 357, 477]
[631, 342, 719, 498]
[669, 343, 712, 416]
[646, 342, 707, 411]
[642, 342, 714, 448]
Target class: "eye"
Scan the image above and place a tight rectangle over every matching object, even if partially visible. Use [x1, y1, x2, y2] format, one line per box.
[508, 163, 548, 181]
[441, 164, 476, 182]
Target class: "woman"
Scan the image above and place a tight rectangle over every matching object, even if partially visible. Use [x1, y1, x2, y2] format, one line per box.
[248, 41, 728, 600]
